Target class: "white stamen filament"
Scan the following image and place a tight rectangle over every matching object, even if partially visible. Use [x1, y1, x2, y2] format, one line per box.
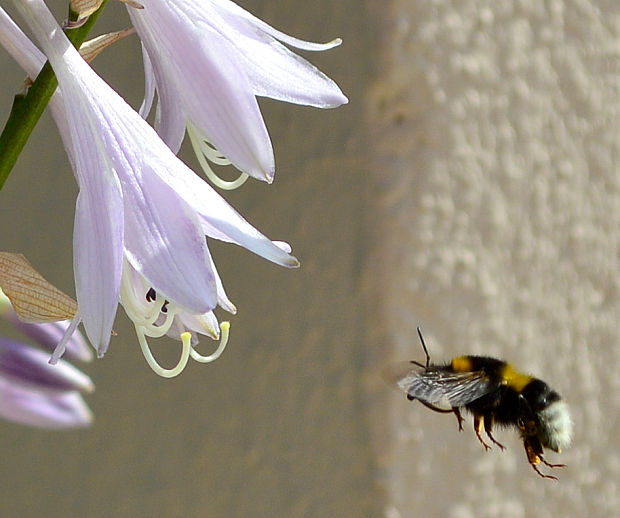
[190, 321, 229, 363]
[50, 312, 82, 364]
[187, 123, 249, 190]
[139, 310, 175, 338]
[138, 321, 230, 377]
[119, 262, 230, 377]
[138, 329, 192, 378]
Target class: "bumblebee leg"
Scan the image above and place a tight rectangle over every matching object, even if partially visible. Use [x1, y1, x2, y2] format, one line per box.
[530, 462, 559, 481]
[452, 407, 464, 432]
[540, 456, 566, 469]
[473, 415, 492, 451]
[524, 440, 559, 480]
[483, 414, 505, 450]
[418, 401, 455, 414]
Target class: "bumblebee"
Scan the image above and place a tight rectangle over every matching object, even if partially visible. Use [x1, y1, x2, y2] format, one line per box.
[386, 328, 573, 479]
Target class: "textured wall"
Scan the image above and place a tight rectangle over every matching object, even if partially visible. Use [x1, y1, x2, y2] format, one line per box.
[368, 1, 620, 517]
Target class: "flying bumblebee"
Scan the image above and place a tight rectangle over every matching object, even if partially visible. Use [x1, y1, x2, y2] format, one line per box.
[385, 328, 573, 479]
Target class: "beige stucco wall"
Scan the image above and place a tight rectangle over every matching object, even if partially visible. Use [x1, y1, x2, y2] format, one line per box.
[368, 1, 619, 516]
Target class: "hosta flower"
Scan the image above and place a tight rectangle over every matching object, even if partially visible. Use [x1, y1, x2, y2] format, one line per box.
[0, 293, 93, 429]
[129, 0, 348, 185]
[5, 0, 297, 374]
[0, 337, 93, 428]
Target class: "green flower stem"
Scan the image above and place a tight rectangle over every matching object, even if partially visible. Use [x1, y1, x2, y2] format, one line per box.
[0, 2, 108, 191]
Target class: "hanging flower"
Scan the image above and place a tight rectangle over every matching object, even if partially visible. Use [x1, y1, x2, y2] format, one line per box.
[129, 0, 348, 186]
[4, 1, 297, 374]
[0, 291, 93, 429]
[0, 336, 93, 428]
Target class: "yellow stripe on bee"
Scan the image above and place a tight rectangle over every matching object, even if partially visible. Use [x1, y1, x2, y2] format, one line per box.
[451, 356, 474, 372]
[500, 364, 533, 392]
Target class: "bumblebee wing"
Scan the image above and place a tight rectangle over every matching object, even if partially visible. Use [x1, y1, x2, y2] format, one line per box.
[385, 362, 496, 408]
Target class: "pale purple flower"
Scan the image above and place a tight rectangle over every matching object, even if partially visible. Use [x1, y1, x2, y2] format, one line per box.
[0, 337, 93, 395]
[0, 316, 93, 428]
[5, 1, 298, 372]
[0, 378, 92, 429]
[129, 0, 348, 185]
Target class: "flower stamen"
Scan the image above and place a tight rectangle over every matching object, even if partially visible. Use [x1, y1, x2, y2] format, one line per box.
[138, 321, 230, 377]
[50, 313, 82, 364]
[138, 329, 192, 378]
[119, 268, 163, 328]
[119, 262, 231, 376]
[189, 321, 229, 363]
[187, 123, 249, 190]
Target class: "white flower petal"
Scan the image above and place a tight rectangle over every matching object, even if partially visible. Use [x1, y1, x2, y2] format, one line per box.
[73, 178, 124, 356]
[140, 44, 187, 154]
[121, 167, 216, 313]
[0, 378, 92, 429]
[0, 338, 94, 394]
[138, 44, 156, 119]
[152, 159, 299, 267]
[227, 30, 348, 107]
[128, 0, 346, 182]
[209, 3, 348, 106]
[205, 247, 236, 314]
[209, 0, 343, 51]
[130, 5, 275, 181]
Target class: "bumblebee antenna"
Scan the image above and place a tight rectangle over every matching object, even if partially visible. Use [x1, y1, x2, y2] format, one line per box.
[416, 326, 431, 368]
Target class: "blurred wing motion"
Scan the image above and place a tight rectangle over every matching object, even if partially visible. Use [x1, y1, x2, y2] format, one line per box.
[383, 361, 497, 408]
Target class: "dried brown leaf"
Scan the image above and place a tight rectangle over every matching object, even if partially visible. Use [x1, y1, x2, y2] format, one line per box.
[0, 252, 77, 323]
[79, 27, 135, 63]
[70, 0, 105, 19]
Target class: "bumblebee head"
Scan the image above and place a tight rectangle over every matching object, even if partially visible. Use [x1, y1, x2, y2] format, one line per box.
[522, 379, 573, 453]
